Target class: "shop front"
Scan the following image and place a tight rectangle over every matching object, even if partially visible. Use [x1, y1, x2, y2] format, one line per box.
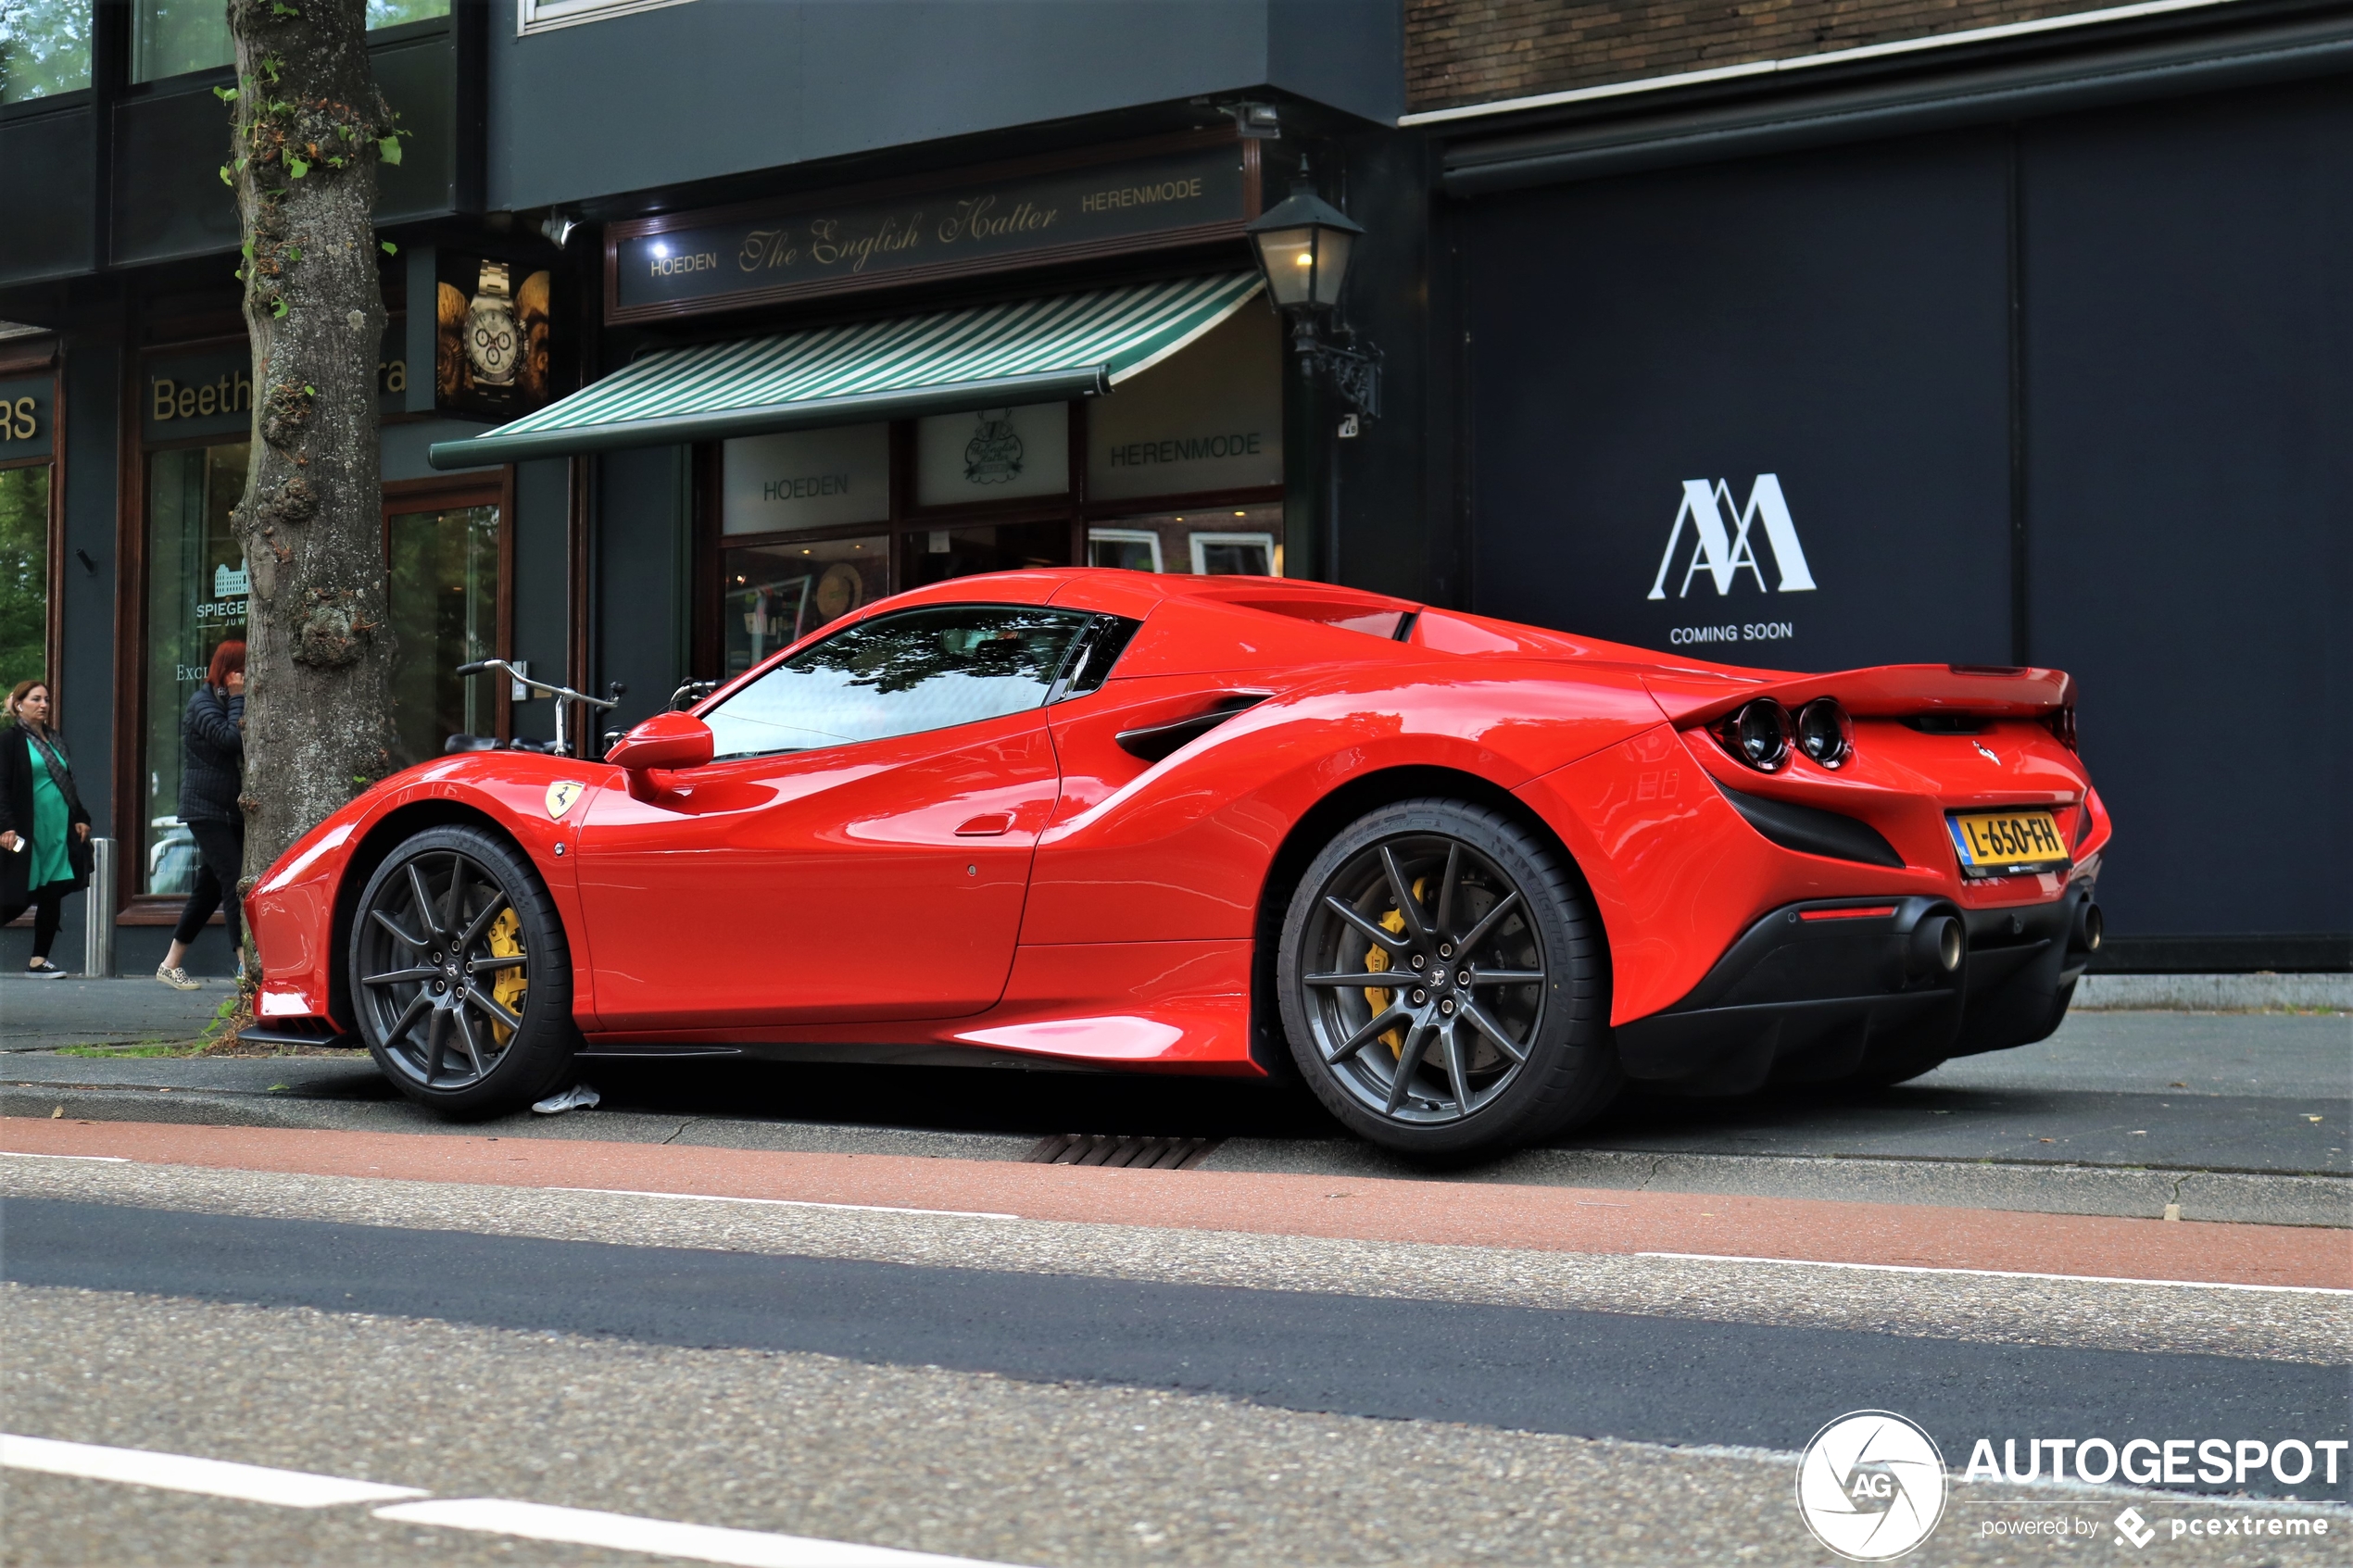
[704, 298, 1285, 681]
[120, 333, 522, 928]
[432, 131, 1296, 710]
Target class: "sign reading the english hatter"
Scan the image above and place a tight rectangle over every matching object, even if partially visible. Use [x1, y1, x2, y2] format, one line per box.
[606, 132, 1261, 323]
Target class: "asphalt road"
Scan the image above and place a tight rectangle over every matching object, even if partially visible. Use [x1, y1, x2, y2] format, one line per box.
[9, 1196, 2347, 1488]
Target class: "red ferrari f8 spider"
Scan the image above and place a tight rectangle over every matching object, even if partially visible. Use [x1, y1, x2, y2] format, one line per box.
[247, 569, 2109, 1158]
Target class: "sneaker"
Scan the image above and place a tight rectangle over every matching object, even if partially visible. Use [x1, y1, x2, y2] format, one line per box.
[155, 964, 201, 991]
[27, 960, 69, 979]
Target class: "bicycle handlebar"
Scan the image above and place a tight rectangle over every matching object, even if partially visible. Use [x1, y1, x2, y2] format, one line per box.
[455, 659, 623, 711]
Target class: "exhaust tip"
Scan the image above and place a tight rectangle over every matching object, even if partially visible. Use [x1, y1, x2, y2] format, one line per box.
[1909, 913, 1964, 977]
[2076, 902, 2104, 953]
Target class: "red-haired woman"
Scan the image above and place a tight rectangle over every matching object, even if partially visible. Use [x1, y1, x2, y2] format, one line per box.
[0, 679, 94, 975]
[157, 641, 245, 990]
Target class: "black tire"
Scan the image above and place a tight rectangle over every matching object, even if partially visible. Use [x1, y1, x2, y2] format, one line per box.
[347, 824, 577, 1118]
[1277, 798, 1618, 1160]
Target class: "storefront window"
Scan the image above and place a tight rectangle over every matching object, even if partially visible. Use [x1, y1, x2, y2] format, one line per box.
[0, 0, 90, 102]
[386, 503, 500, 768]
[1088, 307, 1282, 501]
[1089, 504, 1283, 577]
[131, 0, 447, 83]
[0, 462, 47, 686]
[722, 424, 889, 536]
[142, 442, 248, 897]
[914, 404, 1068, 508]
[719, 535, 887, 677]
[909, 519, 1071, 591]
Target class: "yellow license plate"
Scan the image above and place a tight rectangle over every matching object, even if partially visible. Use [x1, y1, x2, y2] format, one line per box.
[1947, 809, 2070, 872]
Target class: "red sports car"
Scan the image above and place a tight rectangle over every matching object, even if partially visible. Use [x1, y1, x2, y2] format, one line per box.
[246, 570, 2108, 1158]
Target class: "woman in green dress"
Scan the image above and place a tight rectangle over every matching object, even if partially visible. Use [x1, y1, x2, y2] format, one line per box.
[0, 680, 94, 976]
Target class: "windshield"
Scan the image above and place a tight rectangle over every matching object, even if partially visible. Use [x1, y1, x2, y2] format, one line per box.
[702, 605, 1092, 760]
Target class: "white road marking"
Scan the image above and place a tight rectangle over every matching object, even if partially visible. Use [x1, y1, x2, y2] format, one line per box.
[375, 1499, 1026, 1567]
[6, 1435, 1026, 1565]
[551, 1186, 1019, 1221]
[1638, 1251, 2351, 1295]
[0, 1434, 425, 1508]
[1, 1151, 129, 1162]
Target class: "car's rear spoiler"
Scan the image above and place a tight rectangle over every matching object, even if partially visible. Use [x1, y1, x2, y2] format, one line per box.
[1646, 664, 2075, 727]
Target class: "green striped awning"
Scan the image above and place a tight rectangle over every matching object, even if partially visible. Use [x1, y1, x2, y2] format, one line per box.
[428, 272, 1265, 470]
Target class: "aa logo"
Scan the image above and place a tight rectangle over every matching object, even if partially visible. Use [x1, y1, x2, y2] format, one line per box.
[1795, 1410, 1948, 1561]
[1647, 474, 1818, 600]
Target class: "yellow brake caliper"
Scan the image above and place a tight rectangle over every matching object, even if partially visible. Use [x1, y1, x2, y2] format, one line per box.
[1359, 878, 1426, 1059]
[485, 909, 527, 1046]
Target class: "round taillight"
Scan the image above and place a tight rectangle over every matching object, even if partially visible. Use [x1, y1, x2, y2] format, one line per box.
[1796, 697, 1853, 769]
[1730, 699, 1792, 771]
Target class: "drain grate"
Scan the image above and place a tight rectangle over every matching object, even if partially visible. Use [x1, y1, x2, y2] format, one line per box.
[1024, 1134, 1220, 1170]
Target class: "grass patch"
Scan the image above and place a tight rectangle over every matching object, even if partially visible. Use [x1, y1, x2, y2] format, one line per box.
[56, 1039, 204, 1059]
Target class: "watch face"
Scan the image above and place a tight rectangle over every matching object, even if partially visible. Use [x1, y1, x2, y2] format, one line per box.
[434, 255, 554, 419]
[463, 262, 519, 387]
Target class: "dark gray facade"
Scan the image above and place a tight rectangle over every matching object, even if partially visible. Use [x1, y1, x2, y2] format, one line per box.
[1438, 15, 2352, 972]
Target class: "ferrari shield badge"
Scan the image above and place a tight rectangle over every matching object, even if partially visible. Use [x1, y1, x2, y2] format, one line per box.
[545, 781, 585, 821]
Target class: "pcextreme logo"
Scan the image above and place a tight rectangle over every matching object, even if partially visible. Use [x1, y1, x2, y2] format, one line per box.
[1647, 474, 1818, 600]
[1795, 1410, 1948, 1562]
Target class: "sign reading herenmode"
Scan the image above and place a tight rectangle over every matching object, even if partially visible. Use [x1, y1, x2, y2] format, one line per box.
[610, 139, 1252, 322]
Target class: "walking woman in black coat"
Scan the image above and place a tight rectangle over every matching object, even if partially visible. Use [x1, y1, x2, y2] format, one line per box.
[0, 679, 94, 975]
[157, 641, 246, 990]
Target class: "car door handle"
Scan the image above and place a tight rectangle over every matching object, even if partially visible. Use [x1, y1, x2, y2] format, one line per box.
[955, 813, 1014, 837]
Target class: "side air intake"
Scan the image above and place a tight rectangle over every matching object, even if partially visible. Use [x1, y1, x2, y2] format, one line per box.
[1715, 780, 1906, 869]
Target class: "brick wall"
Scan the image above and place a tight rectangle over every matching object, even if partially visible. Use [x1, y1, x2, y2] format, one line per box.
[1406, 0, 2131, 114]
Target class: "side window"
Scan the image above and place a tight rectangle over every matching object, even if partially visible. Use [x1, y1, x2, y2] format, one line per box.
[705, 605, 1092, 760]
[1057, 614, 1141, 700]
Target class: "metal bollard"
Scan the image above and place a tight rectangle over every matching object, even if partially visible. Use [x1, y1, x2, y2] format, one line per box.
[82, 837, 116, 978]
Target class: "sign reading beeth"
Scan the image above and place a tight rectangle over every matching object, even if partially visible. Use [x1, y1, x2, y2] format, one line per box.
[608, 137, 1254, 323]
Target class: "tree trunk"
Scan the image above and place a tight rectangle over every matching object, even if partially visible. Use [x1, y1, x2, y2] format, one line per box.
[226, 0, 400, 938]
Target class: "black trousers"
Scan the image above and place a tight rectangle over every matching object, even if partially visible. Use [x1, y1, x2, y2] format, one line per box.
[173, 817, 245, 950]
[2, 882, 65, 961]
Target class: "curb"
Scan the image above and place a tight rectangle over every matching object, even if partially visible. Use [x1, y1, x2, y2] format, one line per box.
[9, 1084, 2345, 1229]
[2072, 972, 2352, 1011]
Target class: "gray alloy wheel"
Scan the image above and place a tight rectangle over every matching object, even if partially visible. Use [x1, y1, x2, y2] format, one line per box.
[349, 824, 576, 1117]
[1277, 798, 1618, 1160]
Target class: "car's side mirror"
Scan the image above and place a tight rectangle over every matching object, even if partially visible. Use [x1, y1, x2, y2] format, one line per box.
[603, 711, 714, 772]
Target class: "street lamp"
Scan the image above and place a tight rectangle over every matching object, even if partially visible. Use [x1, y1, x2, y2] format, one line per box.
[1246, 160, 1379, 423]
